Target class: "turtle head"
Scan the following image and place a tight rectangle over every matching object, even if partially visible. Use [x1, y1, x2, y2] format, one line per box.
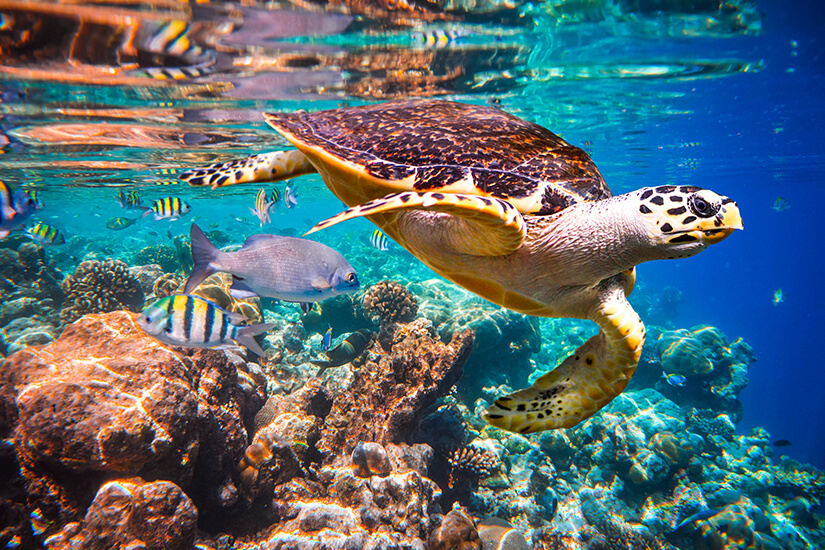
[636, 186, 743, 259]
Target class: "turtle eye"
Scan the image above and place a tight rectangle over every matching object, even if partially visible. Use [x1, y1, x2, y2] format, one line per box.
[688, 193, 718, 218]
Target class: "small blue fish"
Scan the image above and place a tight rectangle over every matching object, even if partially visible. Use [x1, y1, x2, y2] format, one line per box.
[772, 288, 784, 305]
[284, 182, 298, 209]
[26, 222, 65, 245]
[771, 196, 789, 212]
[662, 372, 687, 387]
[0, 180, 38, 238]
[322, 327, 333, 351]
[369, 229, 389, 251]
[673, 509, 719, 531]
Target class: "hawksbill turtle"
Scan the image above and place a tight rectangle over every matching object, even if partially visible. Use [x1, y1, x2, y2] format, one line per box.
[181, 99, 742, 434]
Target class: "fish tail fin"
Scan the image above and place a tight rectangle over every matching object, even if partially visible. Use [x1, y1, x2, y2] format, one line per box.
[236, 322, 277, 357]
[184, 223, 221, 293]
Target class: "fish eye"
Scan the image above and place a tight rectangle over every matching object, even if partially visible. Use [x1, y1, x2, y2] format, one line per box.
[144, 315, 152, 323]
[688, 194, 718, 218]
[347, 272, 358, 284]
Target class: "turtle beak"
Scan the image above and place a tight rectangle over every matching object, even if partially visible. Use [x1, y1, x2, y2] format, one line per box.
[700, 201, 743, 245]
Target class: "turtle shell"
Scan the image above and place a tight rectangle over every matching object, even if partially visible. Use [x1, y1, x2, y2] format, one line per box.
[265, 99, 612, 215]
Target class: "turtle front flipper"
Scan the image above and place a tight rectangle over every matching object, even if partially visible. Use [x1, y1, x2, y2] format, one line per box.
[484, 273, 644, 433]
[305, 191, 527, 256]
[180, 150, 315, 188]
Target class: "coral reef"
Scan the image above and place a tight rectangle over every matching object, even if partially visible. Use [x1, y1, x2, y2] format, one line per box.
[59, 258, 143, 324]
[131, 243, 178, 273]
[362, 279, 419, 327]
[0, 311, 262, 545]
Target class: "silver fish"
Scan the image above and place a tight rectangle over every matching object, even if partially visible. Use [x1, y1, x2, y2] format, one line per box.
[184, 223, 360, 307]
[0, 180, 37, 238]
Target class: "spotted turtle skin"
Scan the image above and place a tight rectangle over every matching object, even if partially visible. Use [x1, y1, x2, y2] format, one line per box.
[270, 100, 612, 215]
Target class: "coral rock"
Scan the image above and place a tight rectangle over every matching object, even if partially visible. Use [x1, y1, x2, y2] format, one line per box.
[59, 258, 144, 324]
[0, 311, 256, 526]
[351, 441, 392, 477]
[428, 506, 481, 550]
[46, 478, 197, 550]
[317, 329, 473, 464]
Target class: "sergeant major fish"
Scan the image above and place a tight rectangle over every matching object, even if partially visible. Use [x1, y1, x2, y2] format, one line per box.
[26, 222, 65, 245]
[142, 197, 192, 221]
[184, 223, 360, 311]
[369, 229, 389, 251]
[118, 189, 143, 210]
[138, 293, 275, 357]
[0, 180, 38, 238]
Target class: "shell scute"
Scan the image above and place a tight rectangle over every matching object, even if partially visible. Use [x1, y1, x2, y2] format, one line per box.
[268, 99, 612, 215]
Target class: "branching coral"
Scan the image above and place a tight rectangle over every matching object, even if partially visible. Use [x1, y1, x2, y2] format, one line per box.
[60, 259, 144, 324]
[362, 280, 418, 326]
[448, 445, 499, 488]
[686, 408, 735, 440]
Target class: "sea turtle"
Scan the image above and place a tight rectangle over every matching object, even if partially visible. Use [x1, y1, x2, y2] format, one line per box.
[181, 99, 742, 434]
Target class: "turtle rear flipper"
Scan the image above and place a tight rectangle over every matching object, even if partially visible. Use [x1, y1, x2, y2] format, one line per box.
[484, 273, 643, 433]
[181, 150, 315, 188]
[305, 191, 526, 256]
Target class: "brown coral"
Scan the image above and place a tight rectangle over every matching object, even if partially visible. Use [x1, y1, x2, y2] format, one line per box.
[448, 446, 499, 488]
[362, 280, 418, 326]
[60, 258, 143, 324]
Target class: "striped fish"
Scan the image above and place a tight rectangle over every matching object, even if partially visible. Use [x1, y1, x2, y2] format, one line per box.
[117, 189, 142, 209]
[137, 294, 275, 357]
[250, 188, 274, 227]
[270, 187, 281, 204]
[26, 222, 65, 245]
[0, 180, 37, 238]
[24, 189, 43, 209]
[411, 29, 468, 48]
[369, 229, 389, 251]
[142, 197, 192, 220]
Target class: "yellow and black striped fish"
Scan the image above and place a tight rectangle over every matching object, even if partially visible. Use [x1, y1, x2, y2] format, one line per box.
[369, 229, 389, 251]
[137, 294, 275, 356]
[411, 29, 467, 48]
[250, 188, 273, 227]
[270, 187, 281, 204]
[26, 222, 65, 245]
[117, 189, 142, 209]
[143, 197, 192, 221]
[24, 189, 43, 209]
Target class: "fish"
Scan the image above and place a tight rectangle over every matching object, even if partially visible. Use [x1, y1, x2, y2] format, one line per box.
[662, 372, 687, 387]
[772, 288, 784, 305]
[270, 187, 281, 205]
[673, 509, 719, 531]
[250, 188, 274, 227]
[24, 189, 43, 209]
[369, 229, 389, 251]
[106, 217, 138, 230]
[321, 327, 333, 351]
[412, 29, 467, 48]
[0, 180, 38, 238]
[137, 294, 276, 357]
[184, 223, 360, 309]
[284, 182, 298, 208]
[117, 189, 143, 210]
[311, 329, 372, 375]
[26, 222, 65, 245]
[142, 197, 192, 221]
[772, 196, 789, 212]
[773, 439, 792, 447]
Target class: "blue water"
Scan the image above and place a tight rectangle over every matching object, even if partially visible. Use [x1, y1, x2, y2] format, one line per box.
[1, 0, 823, 473]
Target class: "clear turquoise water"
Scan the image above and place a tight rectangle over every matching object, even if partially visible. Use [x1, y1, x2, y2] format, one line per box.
[1, 0, 823, 469]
